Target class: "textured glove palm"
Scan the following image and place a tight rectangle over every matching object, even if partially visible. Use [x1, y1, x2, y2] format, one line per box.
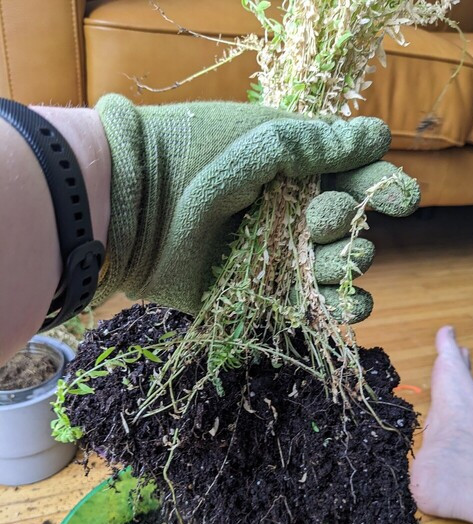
[94, 95, 419, 320]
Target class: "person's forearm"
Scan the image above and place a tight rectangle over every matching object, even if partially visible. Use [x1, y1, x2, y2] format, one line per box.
[0, 106, 111, 365]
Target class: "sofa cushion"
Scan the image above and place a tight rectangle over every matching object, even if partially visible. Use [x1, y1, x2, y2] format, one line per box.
[85, 0, 271, 36]
[84, 0, 267, 106]
[442, 31, 473, 146]
[0, 0, 86, 105]
[356, 27, 473, 150]
[387, 146, 473, 206]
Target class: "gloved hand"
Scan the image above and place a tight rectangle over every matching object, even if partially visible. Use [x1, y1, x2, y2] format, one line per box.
[94, 95, 420, 321]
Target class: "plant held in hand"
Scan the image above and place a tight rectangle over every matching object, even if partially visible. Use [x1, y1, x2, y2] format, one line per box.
[52, 1, 462, 522]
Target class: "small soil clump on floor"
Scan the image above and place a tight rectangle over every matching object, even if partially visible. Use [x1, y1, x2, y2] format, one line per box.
[66, 304, 419, 523]
[0, 351, 56, 390]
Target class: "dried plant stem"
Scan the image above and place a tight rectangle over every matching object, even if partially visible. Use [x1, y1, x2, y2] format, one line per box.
[338, 169, 406, 329]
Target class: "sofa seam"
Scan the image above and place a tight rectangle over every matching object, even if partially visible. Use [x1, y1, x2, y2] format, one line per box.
[83, 19, 260, 40]
[0, 0, 13, 99]
[385, 47, 473, 68]
[70, 0, 83, 104]
[390, 129, 463, 148]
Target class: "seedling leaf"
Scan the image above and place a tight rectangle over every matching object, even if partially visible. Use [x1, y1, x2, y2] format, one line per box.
[159, 331, 177, 342]
[142, 348, 162, 363]
[88, 370, 109, 378]
[95, 346, 116, 366]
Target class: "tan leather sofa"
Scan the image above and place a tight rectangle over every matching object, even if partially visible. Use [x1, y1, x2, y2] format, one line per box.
[1, 0, 472, 207]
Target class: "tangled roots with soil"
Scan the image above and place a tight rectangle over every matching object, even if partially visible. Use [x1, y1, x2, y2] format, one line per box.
[66, 304, 418, 524]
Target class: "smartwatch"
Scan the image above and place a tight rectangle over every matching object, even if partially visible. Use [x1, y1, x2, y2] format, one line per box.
[0, 98, 105, 331]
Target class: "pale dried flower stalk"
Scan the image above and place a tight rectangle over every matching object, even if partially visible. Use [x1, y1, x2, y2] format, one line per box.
[248, 0, 461, 116]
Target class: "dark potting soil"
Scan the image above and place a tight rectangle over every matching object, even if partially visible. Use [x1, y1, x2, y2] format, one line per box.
[66, 303, 419, 524]
[0, 351, 56, 390]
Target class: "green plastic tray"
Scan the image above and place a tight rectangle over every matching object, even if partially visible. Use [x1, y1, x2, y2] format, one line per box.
[62, 469, 160, 524]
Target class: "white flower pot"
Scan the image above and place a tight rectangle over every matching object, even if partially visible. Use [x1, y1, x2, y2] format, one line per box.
[0, 335, 77, 486]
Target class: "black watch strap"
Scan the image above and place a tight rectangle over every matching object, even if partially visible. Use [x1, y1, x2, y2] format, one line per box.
[0, 98, 105, 331]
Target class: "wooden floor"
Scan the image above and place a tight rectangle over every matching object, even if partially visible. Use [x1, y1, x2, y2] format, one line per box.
[1, 206, 472, 524]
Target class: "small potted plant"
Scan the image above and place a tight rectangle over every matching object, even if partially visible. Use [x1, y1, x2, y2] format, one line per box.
[0, 335, 76, 485]
[62, 469, 161, 524]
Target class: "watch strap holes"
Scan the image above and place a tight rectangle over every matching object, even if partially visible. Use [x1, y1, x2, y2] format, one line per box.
[39, 127, 53, 137]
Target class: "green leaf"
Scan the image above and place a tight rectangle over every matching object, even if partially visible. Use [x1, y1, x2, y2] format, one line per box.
[247, 88, 262, 104]
[256, 1, 271, 12]
[292, 83, 307, 93]
[159, 331, 177, 342]
[320, 61, 336, 72]
[68, 388, 87, 395]
[336, 31, 352, 48]
[231, 321, 245, 340]
[241, 0, 251, 11]
[282, 93, 299, 108]
[95, 346, 116, 366]
[78, 383, 95, 394]
[69, 383, 95, 395]
[269, 20, 283, 37]
[88, 370, 109, 378]
[107, 360, 127, 369]
[71, 426, 84, 441]
[250, 82, 263, 93]
[123, 355, 141, 364]
[221, 296, 233, 307]
[51, 418, 83, 443]
[142, 348, 162, 363]
[311, 421, 320, 433]
[55, 379, 66, 402]
[345, 74, 355, 89]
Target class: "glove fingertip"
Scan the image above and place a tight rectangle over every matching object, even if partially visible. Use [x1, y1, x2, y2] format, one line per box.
[332, 161, 421, 216]
[306, 191, 357, 244]
[348, 116, 392, 160]
[315, 238, 375, 285]
[320, 285, 373, 324]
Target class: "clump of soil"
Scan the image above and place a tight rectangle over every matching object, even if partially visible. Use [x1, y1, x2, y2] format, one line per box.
[66, 304, 419, 523]
[0, 351, 57, 390]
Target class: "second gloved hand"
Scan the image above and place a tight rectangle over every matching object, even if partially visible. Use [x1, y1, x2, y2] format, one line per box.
[94, 95, 420, 320]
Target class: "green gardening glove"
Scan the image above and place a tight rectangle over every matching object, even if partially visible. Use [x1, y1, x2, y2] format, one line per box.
[94, 94, 420, 322]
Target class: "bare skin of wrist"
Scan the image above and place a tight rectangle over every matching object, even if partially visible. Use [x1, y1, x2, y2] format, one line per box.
[0, 106, 111, 366]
